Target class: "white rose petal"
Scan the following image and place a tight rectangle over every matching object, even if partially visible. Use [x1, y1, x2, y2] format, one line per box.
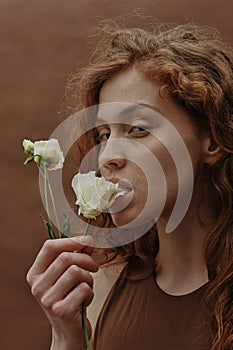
[34, 139, 64, 171]
[71, 171, 126, 219]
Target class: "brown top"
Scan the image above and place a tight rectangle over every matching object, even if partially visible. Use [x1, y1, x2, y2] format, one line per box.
[93, 266, 212, 350]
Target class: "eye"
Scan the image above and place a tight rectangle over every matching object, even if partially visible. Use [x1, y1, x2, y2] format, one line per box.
[131, 126, 147, 132]
[129, 125, 149, 136]
[96, 128, 110, 143]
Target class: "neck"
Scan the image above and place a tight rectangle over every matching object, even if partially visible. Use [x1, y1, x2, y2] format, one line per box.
[155, 198, 210, 296]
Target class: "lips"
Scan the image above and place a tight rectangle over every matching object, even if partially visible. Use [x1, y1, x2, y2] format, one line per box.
[107, 177, 134, 212]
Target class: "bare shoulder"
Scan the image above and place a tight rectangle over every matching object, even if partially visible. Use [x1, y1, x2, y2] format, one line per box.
[87, 260, 127, 333]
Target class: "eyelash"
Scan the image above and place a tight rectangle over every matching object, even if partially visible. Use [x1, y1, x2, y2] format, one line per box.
[130, 126, 148, 133]
[96, 125, 148, 143]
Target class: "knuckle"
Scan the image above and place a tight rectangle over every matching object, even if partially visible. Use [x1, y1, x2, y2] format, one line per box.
[26, 270, 33, 286]
[79, 282, 91, 295]
[52, 302, 67, 319]
[59, 252, 70, 264]
[40, 295, 52, 309]
[43, 239, 54, 252]
[31, 282, 43, 299]
[67, 265, 80, 276]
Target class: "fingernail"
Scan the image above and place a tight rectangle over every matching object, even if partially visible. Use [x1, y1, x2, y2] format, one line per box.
[77, 236, 90, 244]
[94, 265, 99, 272]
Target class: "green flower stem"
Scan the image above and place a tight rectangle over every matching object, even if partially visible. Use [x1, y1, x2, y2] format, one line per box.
[82, 303, 91, 350]
[38, 162, 61, 238]
[43, 162, 52, 227]
[46, 171, 61, 238]
[84, 218, 92, 236]
[82, 218, 92, 350]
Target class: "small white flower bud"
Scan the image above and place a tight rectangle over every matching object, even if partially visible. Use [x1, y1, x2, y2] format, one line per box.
[22, 139, 34, 156]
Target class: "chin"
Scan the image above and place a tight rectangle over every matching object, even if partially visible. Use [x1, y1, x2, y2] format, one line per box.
[111, 212, 132, 228]
[111, 209, 155, 230]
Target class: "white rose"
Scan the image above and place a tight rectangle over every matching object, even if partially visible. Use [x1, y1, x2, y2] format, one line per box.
[71, 171, 126, 219]
[22, 139, 34, 156]
[34, 139, 64, 171]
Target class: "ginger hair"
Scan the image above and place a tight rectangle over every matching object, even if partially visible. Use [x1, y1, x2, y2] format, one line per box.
[66, 21, 233, 349]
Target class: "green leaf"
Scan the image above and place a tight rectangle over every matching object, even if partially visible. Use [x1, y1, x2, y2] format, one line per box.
[62, 214, 70, 238]
[61, 232, 68, 238]
[46, 223, 57, 240]
[40, 216, 57, 239]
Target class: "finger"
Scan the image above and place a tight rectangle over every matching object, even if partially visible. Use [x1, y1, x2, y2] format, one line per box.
[52, 282, 94, 318]
[40, 266, 93, 309]
[36, 252, 98, 290]
[77, 243, 93, 256]
[27, 235, 94, 280]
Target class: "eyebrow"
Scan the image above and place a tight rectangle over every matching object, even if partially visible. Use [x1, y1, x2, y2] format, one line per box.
[138, 103, 163, 115]
[96, 103, 164, 124]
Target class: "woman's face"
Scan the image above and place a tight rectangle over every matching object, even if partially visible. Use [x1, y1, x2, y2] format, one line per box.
[96, 67, 207, 229]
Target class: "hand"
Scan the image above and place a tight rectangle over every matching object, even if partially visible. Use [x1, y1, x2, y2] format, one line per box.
[26, 235, 98, 349]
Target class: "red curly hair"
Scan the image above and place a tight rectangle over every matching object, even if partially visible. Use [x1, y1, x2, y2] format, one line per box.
[66, 21, 233, 350]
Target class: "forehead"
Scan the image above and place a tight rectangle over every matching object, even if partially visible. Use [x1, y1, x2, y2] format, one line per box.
[97, 68, 201, 137]
[98, 67, 166, 124]
[99, 66, 158, 106]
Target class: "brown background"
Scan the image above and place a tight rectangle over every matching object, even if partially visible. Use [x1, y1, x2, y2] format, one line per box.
[1, 1, 232, 349]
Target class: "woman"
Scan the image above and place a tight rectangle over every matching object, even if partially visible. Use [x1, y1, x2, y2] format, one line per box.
[26, 22, 233, 350]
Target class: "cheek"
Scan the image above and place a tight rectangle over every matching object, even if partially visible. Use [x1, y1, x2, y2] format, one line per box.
[150, 140, 195, 218]
[150, 142, 177, 190]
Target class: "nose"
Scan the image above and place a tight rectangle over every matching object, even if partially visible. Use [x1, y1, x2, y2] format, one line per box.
[98, 139, 126, 172]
